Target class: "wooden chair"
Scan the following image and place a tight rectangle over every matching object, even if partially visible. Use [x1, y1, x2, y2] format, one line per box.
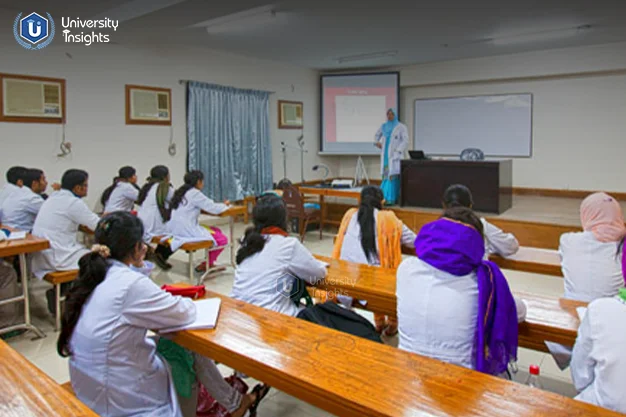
[282, 185, 322, 242]
[43, 270, 79, 331]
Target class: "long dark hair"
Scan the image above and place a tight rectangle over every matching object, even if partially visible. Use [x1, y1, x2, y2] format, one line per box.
[137, 165, 171, 222]
[57, 212, 144, 357]
[358, 186, 384, 263]
[236, 194, 287, 264]
[100, 166, 137, 207]
[442, 184, 473, 209]
[441, 206, 484, 238]
[170, 170, 204, 210]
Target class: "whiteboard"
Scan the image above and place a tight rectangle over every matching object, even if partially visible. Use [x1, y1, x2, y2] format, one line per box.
[414, 94, 532, 157]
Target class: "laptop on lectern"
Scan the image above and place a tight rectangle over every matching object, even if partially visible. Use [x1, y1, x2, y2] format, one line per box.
[409, 150, 426, 160]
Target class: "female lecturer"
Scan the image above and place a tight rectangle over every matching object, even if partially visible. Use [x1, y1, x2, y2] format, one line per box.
[374, 108, 409, 205]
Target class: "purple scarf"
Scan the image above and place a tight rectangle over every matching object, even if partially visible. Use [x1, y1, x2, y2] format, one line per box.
[414, 218, 519, 375]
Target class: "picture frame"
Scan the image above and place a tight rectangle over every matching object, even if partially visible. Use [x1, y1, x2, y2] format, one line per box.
[278, 100, 303, 129]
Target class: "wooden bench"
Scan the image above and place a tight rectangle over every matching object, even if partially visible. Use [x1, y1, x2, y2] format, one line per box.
[313, 255, 582, 352]
[151, 236, 216, 284]
[0, 340, 97, 416]
[43, 270, 79, 331]
[171, 289, 616, 417]
[490, 246, 562, 277]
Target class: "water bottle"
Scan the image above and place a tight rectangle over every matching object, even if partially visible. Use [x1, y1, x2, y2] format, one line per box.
[525, 365, 543, 388]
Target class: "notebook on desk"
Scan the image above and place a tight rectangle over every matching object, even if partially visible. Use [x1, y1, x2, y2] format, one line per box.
[159, 298, 221, 333]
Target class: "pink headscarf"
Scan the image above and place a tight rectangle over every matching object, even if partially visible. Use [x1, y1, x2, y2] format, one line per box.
[580, 192, 626, 242]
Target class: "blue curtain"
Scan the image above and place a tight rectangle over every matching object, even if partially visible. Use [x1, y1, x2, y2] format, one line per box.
[187, 81, 272, 201]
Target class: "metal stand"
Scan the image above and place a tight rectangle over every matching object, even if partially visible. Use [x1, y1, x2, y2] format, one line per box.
[281, 138, 308, 182]
[354, 156, 370, 186]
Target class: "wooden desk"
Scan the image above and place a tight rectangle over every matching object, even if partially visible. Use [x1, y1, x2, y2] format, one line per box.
[0, 340, 97, 416]
[400, 159, 513, 213]
[298, 186, 362, 229]
[490, 247, 562, 277]
[0, 232, 49, 339]
[313, 255, 579, 352]
[173, 291, 615, 417]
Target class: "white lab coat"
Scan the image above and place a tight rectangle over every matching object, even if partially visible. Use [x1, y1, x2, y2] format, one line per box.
[137, 185, 174, 241]
[103, 182, 140, 213]
[69, 260, 196, 417]
[31, 189, 100, 279]
[231, 234, 327, 317]
[0, 186, 44, 231]
[0, 183, 20, 222]
[481, 218, 519, 258]
[560, 231, 624, 302]
[339, 209, 416, 266]
[166, 189, 229, 251]
[396, 257, 526, 370]
[571, 297, 626, 413]
[374, 123, 409, 177]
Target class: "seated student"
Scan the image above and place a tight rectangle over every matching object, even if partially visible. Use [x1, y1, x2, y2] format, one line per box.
[332, 185, 415, 335]
[58, 212, 260, 417]
[0, 168, 48, 231]
[560, 192, 625, 302]
[158, 171, 230, 270]
[0, 166, 27, 222]
[570, 290, 626, 413]
[397, 207, 526, 375]
[101, 166, 140, 213]
[442, 184, 519, 257]
[137, 166, 174, 268]
[31, 169, 100, 313]
[231, 194, 327, 316]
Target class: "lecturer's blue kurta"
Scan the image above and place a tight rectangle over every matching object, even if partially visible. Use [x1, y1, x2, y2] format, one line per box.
[375, 109, 409, 204]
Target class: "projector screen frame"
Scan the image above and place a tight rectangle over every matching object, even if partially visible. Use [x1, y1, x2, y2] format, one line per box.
[413, 92, 534, 158]
[319, 71, 401, 156]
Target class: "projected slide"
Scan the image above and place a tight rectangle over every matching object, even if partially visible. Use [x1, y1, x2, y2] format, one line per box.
[321, 72, 399, 155]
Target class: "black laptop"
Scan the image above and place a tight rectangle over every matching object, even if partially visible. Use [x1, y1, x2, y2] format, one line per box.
[409, 150, 427, 160]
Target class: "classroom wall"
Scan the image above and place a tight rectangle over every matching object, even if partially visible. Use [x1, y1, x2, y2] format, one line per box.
[338, 41, 626, 193]
[0, 34, 333, 209]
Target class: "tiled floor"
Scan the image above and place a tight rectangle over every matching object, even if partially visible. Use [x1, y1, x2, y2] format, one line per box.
[6, 221, 578, 416]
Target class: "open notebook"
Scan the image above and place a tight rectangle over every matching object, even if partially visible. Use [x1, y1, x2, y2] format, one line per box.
[160, 298, 221, 334]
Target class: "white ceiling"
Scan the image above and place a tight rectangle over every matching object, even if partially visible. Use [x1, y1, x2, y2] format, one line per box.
[3, 0, 626, 69]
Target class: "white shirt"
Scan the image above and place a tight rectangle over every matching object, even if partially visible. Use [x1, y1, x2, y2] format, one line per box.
[571, 297, 626, 413]
[103, 182, 139, 213]
[137, 184, 174, 241]
[374, 123, 409, 177]
[0, 186, 44, 231]
[481, 218, 519, 257]
[70, 261, 195, 417]
[231, 234, 327, 317]
[396, 257, 526, 370]
[0, 183, 20, 222]
[166, 188, 229, 251]
[339, 209, 415, 266]
[560, 231, 624, 302]
[31, 190, 100, 279]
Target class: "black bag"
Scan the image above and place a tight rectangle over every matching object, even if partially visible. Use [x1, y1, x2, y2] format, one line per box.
[297, 301, 382, 344]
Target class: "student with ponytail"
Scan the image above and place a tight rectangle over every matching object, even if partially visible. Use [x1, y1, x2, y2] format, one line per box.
[101, 166, 140, 213]
[231, 194, 327, 317]
[162, 170, 230, 271]
[58, 212, 261, 417]
[331, 185, 415, 336]
[442, 184, 519, 258]
[136, 165, 174, 268]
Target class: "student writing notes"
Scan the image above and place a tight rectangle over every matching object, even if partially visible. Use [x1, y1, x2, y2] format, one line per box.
[57, 212, 260, 417]
[397, 207, 525, 375]
[571, 290, 626, 413]
[333, 185, 415, 335]
[0, 166, 27, 222]
[0, 168, 48, 231]
[231, 194, 327, 317]
[101, 166, 140, 213]
[443, 184, 519, 257]
[560, 192, 625, 302]
[159, 171, 230, 269]
[31, 170, 100, 314]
